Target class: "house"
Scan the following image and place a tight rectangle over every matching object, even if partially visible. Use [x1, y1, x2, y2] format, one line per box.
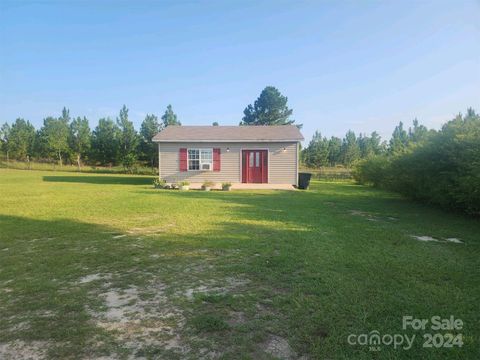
[152, 125, 304, 188]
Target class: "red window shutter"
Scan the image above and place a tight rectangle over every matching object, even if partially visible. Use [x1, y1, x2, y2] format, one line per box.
[179, 148, 187, 171]
[213, 148, 221, 171]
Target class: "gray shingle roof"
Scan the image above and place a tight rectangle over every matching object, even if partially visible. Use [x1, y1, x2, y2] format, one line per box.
[152, 125, 303, 142]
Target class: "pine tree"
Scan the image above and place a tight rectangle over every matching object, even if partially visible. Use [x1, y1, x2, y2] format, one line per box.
[8, 119, 36, 161]
[69, 117, 91, 170]
[38, 116, 70, 166]
[91, 118, 120, 165]
[389, 122, 409, 154]
[341, 130, 360, 166]
[240, 86, 300, 127]
[139, 114, 162, 167]
[116, 105, 139, 171]
[408, 119, 429, 144]
[161, 105, 181, 127]
[327, 137, 342, 166]
[0, 122, 11, 163]
[304, 131, 329, 167]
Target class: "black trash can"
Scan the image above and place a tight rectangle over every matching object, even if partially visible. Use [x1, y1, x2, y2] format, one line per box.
[298, 172, 312, 190]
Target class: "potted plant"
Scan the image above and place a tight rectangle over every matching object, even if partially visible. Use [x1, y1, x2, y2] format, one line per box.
[202, 180, 215, 191]
[179, 180, 190, 191]
[153, 178, 166, 189]
[222, 182, 232, 191]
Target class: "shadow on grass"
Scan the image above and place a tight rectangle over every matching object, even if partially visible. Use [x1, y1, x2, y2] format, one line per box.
[1, 176, 479, 360]
[43, 175, 153, 185]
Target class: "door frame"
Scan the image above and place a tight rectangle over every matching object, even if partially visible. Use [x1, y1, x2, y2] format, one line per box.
[240, 148, 269, 183]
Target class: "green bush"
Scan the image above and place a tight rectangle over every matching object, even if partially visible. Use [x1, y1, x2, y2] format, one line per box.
[221, 182, 232, 190]
[202, 180, 215, 188]
[122, 153, 137, 173]
[354, 112, 480, 216]
[153, 178, 166, 189]
[352, 156, 391, 187]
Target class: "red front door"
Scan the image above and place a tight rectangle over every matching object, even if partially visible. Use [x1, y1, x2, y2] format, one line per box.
[242, 150, 268, 183]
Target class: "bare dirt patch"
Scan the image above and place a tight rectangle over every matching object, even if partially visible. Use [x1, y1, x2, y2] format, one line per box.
[262, 335, 297, 360]
[350, 210, 398, 222]
[445, 237, 463, 243]
[7, 321, 31, 333]
[182, 276, 251, 300]
[78, 273, 112, 284]
[227, 311, 246, 326]
[412, 235, 439, 242]
[0, 340, 49, 360]
[349, 210, 379, 222]
[87, 280, 189, 357]
[411, 235, 464, 244]
[127, 224, 176, 236]
[112, 234, 126, 239]
[75, 258, 251, 357]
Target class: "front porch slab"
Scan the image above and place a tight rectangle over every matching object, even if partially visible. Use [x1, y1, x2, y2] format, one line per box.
[173, 183, 296, 190]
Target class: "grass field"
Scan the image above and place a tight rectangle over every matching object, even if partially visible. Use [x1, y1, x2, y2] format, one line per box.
[0, 159, 158, 175]
[0, 169, 479, 359]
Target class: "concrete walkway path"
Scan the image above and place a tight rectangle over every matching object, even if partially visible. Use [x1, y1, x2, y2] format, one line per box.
[185, 183, 296, 190]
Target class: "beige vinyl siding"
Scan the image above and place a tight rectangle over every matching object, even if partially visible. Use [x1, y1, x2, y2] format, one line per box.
[268, 142, 298, 184]
[158, 141, 298, 184]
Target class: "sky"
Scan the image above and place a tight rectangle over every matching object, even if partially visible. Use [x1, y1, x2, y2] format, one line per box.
[0, 0, 479, 143]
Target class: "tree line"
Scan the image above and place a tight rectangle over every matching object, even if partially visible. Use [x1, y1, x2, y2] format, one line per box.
[353, 108, 480, 215]
[0, 86, 301, 170]
[0, 104, 180, 171]
[301, 118, 433, 167]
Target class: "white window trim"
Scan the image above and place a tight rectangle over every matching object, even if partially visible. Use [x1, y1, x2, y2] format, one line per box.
[187, 148, 213, 171]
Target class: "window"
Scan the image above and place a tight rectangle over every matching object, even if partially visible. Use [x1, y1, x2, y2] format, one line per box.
[188, 149, 213, 171]
[188, 149, 199, 170]
[200, 149, 213, 170]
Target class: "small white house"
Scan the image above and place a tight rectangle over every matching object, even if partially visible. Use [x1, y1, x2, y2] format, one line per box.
[153, 125, 304, 187]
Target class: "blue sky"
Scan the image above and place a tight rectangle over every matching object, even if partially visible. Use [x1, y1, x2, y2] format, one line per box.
[1, 0, 479, 142]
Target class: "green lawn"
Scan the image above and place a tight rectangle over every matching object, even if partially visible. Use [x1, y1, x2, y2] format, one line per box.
[0, 169, 479, 359]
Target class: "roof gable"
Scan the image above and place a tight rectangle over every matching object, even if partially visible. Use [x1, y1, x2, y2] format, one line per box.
[152, 125, 303, 142]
